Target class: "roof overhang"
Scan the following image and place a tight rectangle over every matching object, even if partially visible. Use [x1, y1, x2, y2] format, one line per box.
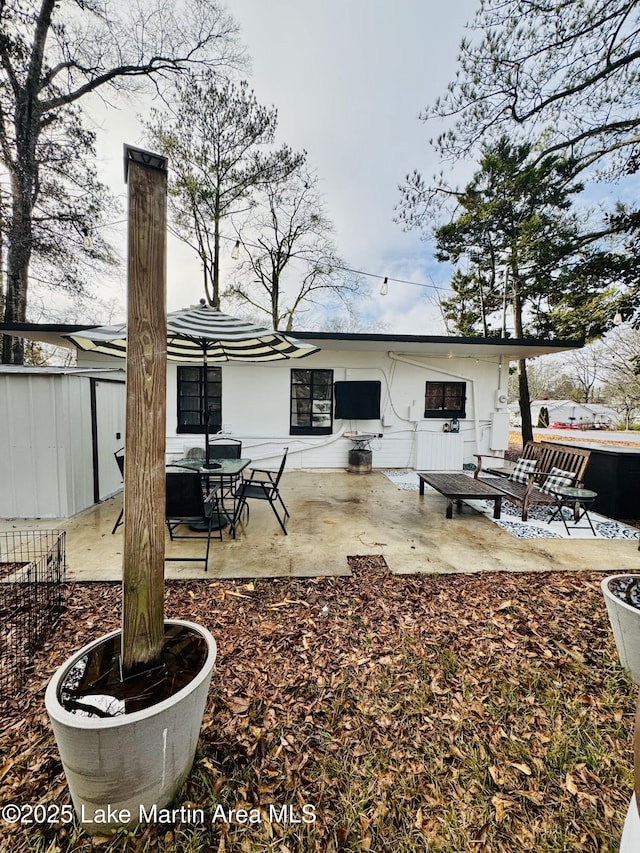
[0, 323, 97, 349]
[0, 322, 583, 361]
[291, 331, 583, 360]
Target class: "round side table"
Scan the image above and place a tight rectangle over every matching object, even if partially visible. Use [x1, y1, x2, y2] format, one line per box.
[547, 486, 598, 535]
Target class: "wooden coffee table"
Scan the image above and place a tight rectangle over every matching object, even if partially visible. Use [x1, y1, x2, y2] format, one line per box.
[417, 472, 504, 519]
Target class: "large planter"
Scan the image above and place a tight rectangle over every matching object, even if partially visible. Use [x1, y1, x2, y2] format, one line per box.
[601, 574, 640, 685]
[45, 619, 216, 833]
[621, 794, 640, 853]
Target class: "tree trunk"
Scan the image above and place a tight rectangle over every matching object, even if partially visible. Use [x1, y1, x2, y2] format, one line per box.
[271, 269, 279, 329]
[510, 276, 534, 445]
[1, 169, 34, 364]
[212, 194, 221, 310]
[1, 0, 53, 364]
[518, 359, 534, 445]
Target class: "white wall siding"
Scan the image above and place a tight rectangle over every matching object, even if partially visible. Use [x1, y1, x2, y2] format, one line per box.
[414, 432, 464, 470]
[1, 375, 66, 517]
[0, 372, 124, 518]
[79, 349, 509, 472]
[60, 376, 94, 516]
[94, 380, 126, 499]
[160, 351, 507, 470]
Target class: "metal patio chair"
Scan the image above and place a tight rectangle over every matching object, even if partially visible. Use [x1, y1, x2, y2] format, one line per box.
[184, 446, 206, 461]
[207, 437, 242, 459]
[234, 448, 290, 535]
[111, 447, 125, 534]
[165, 471, 223, 571]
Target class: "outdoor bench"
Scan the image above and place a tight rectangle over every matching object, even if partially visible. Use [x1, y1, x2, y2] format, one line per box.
[473, 440, 591, 521]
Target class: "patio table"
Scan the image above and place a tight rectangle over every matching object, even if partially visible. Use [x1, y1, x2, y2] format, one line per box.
[417, 472, 504, 519]
[547, 486, 598, 536]
[167, 457, 251, 536]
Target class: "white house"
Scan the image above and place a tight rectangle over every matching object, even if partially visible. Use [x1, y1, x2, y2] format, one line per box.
[529, 399, 617, 429]
[0, 322, 582, 517]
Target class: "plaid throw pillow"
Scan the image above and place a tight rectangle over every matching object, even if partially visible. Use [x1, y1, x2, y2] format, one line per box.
[508, 457, 537, 484]
[541, 466, 576, 495]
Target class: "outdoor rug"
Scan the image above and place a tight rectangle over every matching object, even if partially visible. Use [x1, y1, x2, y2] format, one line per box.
[382, 469, 640, 541]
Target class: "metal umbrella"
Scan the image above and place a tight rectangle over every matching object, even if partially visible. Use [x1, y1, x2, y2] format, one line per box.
[63, 303, 320, 465]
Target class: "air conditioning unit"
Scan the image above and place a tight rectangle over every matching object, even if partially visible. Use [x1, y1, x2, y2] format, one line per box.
[495, 389, 508, 408]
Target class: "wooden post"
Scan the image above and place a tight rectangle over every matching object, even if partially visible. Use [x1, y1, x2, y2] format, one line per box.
[121, 146, 168, 676]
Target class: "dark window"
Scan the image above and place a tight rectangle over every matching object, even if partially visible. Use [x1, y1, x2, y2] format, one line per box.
[424, 381, 466, 418]
[290, 369, 334, 435]
[177, 366, 222, 434]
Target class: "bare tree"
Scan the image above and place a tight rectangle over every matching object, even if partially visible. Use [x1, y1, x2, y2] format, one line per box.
[0, 0, 243, 363]
[145, 74, 303, 310]
[564, 344, 605, 403]
[225, 171, 363, 330]
[601, 326, 640, 427]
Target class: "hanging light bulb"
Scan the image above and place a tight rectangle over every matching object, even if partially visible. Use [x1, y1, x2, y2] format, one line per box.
[379, 277, 388, 296]
[614, 311, 623, 325]
[231, 239, 240, 260]
[82, 230, 92, 250]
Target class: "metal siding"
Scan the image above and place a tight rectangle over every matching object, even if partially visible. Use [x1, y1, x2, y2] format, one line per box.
[0, 377, 17, 515]
[95, 380, 126, 499]
[414, 432, 464, 470]
[0, 374, 98, 518]
[61, 376, 94, 516]
[0, 375, 64, 516]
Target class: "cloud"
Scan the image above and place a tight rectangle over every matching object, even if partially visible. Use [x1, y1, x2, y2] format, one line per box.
[86, 0, 477, 329]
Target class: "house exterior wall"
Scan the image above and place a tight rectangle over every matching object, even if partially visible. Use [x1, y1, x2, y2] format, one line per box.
[160, 349, 508, 469]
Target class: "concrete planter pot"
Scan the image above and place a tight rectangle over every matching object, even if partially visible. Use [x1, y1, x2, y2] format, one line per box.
[45, 619, 216, 833]
[601, 575, 640, 685]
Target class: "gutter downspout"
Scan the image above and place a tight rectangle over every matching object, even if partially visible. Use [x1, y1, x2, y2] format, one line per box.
[388, 352, 481, 456]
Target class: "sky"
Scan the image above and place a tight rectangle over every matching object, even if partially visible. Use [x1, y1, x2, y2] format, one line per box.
[85, 1, 478, 334]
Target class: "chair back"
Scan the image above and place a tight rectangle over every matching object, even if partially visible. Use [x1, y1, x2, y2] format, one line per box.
[185, 446, 205, 461]
[114, 448, 125, 478]
[166, 472, 204, 517]
[208, 438, 242, 459]
[272, 447, 289, 486]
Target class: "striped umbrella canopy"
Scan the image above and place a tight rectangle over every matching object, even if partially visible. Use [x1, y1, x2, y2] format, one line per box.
[63, 304, 320, 467]
[62, 303, 320, 362]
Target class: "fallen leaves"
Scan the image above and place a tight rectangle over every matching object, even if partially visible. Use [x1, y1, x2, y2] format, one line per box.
[0, 565, 636, 853]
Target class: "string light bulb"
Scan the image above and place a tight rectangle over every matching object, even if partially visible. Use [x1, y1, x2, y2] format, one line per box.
[379, 277, 388, 296]
[231, 240, 240, 260]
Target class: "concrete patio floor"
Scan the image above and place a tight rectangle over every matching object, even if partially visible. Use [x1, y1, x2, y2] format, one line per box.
[1, 470, 639, 581]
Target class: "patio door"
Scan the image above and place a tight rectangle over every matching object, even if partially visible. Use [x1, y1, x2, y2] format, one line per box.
[92, 379, 126, 501]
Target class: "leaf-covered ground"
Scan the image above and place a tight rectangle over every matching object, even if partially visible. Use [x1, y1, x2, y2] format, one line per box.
[0, 561, 636, 853]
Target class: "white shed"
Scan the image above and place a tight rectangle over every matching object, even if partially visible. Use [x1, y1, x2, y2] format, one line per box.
[0, 366, 125, 518]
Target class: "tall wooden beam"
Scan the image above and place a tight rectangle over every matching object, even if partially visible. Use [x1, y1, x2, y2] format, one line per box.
[121, 145, 168, 676]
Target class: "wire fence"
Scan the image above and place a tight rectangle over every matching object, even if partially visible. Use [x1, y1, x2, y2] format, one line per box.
[0, 530, 66, 708]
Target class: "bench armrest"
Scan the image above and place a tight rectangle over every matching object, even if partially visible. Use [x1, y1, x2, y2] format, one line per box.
[473, 453, 512, 478]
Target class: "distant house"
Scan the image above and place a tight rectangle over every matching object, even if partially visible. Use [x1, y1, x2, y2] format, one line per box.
[530, 399, 617, 429]
[0, 321, 583, 517]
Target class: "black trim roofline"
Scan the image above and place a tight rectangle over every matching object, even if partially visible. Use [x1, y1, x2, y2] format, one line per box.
[0, 322, 583, 351]
[0, 322, 98, 333]
[290, 330, 584, 348]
